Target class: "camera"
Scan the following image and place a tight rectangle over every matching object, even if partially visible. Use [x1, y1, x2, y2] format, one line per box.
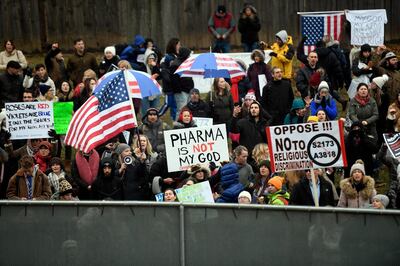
[123, 156, 134, 165]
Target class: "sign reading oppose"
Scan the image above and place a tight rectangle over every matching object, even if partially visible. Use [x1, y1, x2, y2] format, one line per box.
[266, 121, 347, 172]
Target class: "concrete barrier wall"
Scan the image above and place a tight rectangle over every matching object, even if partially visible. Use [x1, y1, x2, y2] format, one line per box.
[0, 201, 399, 266]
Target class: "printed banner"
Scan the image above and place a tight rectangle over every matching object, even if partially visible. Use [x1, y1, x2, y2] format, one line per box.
[164, 124, 229, 172]
[53, 102, 73, 134]
[175, 181, 214, 203]
[5, 102, 53, 139]
[266, 121, 347, 172]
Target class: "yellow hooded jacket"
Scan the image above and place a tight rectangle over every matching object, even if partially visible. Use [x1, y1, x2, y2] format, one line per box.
[270, 30, 294, 79]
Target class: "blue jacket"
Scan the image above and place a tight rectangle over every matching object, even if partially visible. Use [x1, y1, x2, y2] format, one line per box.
[216, 163, 244, 203]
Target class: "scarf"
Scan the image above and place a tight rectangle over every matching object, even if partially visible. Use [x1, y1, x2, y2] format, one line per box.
[354, 94, 370, 106]
[34, 153, 51, 173]
[230, 76, 242, 103]
[75, 151, 100, 185]
[47, 171, 66, 193]
[26, 175, 33, 200]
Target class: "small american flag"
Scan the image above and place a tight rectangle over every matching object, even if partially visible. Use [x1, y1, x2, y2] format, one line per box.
[301, 12, 344, 55]
[65, 71, 137, 153]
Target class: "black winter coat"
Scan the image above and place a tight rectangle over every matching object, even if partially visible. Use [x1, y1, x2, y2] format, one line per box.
[0, 72, 23, 108]
[315, 47, 344, 90]
[261, 79, 294, 126]
[185, 100, 211, 118]
[122, 158, 150, 200]
[238, 15, 261, 44]
[290, 177, 335, 206]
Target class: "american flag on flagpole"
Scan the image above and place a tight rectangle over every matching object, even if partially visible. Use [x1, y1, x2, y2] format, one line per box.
[301, 12, 344, 55]
[65, 71, 137, 153]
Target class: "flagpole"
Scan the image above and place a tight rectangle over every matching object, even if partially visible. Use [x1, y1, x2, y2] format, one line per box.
[123, 69, 138, 128]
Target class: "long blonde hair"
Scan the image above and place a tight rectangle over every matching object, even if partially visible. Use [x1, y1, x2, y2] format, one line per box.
[132, 134, 154, 156]
[252, 143, 270, 164]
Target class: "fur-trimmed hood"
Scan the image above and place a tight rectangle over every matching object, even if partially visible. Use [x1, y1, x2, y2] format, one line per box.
[339, 175, 375, 200]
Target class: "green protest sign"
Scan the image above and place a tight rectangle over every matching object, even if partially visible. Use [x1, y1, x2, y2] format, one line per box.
[175, 181, 214, 203]
[53, 102, 73, 134]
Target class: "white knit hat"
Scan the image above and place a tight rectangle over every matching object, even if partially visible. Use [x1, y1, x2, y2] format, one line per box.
[104, 46, 116, 56]
[372, 74, 389, 89]
[350, 159, 365, 176]
[238, 191, 252, 202]
[318, 81, 329, 93]
[373, 194, 389, 208]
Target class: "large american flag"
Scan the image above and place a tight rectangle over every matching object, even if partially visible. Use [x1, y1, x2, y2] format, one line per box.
[65, 71, 137, 153]
[301, 12, 344, 55]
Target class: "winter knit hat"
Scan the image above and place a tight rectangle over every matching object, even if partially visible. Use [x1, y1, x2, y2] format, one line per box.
[59, 179, 73, 196]
[372, 74, 389, 89]
[309, 72, 321, 88]
[104, 46, 116, 56]
[307, 116, 319, 123]
[384, 51, 397, 60]
[350, 159, 365, 176]
[244, 91, 256, 101]
[276, 30, 288, 44]
[258, 160, 270, 169]
[39, 84, 51, 96]
[238, 191, 252, 202]
[373, 194, 389, 208]
[38, 140, 51, 151]
[318, 81, 329, 93]
[361, 44, 372, 53]
[268, 176, 284, 190]
[115, 143, 130, 155]
[190, 88, 200, 95]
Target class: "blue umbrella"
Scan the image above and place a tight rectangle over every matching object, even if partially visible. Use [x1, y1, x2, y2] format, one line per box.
[174, 53, 246, 78]
[95, 69, 162, 98]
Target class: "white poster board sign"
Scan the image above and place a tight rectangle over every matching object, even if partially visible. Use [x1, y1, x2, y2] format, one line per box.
[193, 117, 213, 127]
[346, 9, 387, 46]
[164, 124, 229, 172]
[5, 102, 54, 139]
[175, 181, 214, 203]
[266, 121, 347, 172]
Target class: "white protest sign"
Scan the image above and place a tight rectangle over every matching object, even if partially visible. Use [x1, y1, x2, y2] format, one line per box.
[164, 124, 229, 172]
[258, 74, 267, 97]
[266, 121, 347, 172]
[5, 102, 54, 139]
[175, 181, 214, 203]
[193, 117, 213, 127]
[346, 9, 387, 46]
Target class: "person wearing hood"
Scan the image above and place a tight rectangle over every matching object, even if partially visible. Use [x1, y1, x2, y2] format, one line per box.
[98, 46, 120, 78]
[44, 43, 67, 88]
[6, 155, 51, 200]
[140, 49, 161, 115]
[284, 97, 310, 124]
[170, 47, 194, 117]
[310, 81, 337, 120]
[184, 88, 211, 118]
[231, 101, 272, 157]
[266, 176, 290, 205]
[138, 108, 171, 153]
[247, 49, 272, 100]
[268, 30, 295, 80]
[92, 157, 123, 200]
[348, 82, 379, 141]
[338, 159, 376, 208]
[261, 67, 294, 125]
[0, 61, 24, 108]
[66, 38, 98, 87]
[208, 5, 236, 53]
[238, 4, 261, 52]
[173, 107, 197, 129]
[344, 121, 379, 177]
[0, 40, 27, 70]
[120, 34, 146, 71]
[187, 164, 210, 183]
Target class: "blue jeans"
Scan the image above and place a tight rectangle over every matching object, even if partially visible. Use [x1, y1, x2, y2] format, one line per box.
[213, 40, 230, 53]
[141, 95, 160, 115]
[242, 42, 259, 52]
[174, 92, 189, 120]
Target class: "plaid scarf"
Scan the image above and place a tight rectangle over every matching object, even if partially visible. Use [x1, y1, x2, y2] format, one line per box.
[47, 171, 65, 193]
[26, 175, 33, 200]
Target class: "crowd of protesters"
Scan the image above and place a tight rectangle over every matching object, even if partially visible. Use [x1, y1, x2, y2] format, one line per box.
[0, 3, 398, 211]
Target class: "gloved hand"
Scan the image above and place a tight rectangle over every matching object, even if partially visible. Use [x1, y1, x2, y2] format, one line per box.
[48, 129, 57, 139]
[25, 67, 33, 77]
[269, 52, 277, 57]
[4, 131, 12, 142]
[320, 97, 327, 108]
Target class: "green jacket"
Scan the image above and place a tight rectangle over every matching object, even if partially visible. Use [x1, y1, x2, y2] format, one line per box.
[267, 190, 290, 205]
